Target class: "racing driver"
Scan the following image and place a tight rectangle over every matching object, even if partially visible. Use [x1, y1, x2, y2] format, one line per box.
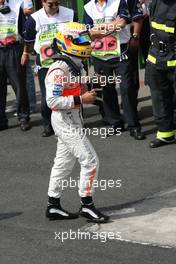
[45, 22, 109, 223]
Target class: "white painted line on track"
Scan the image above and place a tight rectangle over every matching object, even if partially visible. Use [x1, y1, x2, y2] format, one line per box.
[117, 238, 174, 249]
[107, 208, 136, 216]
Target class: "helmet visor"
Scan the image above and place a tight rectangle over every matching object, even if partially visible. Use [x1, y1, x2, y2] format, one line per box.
[72, 32, 91, 46]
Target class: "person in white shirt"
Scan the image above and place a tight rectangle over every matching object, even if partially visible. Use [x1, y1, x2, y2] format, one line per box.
[84, 0, 146, 140]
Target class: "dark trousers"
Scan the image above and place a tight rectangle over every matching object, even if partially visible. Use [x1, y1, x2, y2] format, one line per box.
[146, 63, 176, 132]
[92, 53, 140, 128]
[38, 67, 52, 129]
[0, 43, 29, 127]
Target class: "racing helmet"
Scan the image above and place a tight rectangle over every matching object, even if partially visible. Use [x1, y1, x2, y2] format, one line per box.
[54, 22, 92, 58]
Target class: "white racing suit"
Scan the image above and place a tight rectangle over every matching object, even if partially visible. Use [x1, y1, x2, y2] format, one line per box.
[45, 60, 99, 198]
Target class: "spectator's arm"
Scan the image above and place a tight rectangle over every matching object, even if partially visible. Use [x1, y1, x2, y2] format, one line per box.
[21, 16, 37, 65]
[130, 0, 144, 35]
[128, 0, 144, 21]
[24, 15, 37, 43]
[127, 0, 144, 50]
[118, 0, 131, 23]
[129, 19, 143, 51]
[132, 19, 143, 36]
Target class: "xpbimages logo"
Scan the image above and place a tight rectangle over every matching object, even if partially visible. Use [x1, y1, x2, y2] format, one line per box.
[53, 74, 122, 87]
[56, 21, 122, 35]
[59, 125, 122, 139]
[54, 229, 122, 243]
[58, 177, 122, 191]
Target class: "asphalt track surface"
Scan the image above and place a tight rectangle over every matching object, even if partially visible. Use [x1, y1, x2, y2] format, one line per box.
[0, 84, 176, 264]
